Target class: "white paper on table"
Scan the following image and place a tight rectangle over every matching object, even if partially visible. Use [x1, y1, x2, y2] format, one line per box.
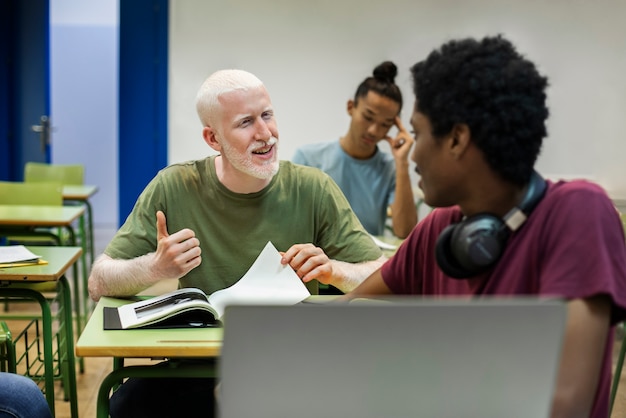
[0, 245, 42, 264]
[368, 234, 398, 251]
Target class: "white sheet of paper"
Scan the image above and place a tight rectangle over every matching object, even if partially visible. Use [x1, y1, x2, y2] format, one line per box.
[208, 241, 311, 318]
[369, 234, 398, 251]
[0, 245, 42, 264]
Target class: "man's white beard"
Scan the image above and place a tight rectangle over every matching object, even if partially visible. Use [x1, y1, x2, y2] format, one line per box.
[221, 137, 279, 180]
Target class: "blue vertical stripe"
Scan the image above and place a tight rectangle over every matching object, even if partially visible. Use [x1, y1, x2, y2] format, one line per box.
[119, 0, 168, 225]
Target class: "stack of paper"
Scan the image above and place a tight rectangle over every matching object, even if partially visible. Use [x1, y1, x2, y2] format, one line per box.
[0, 245, 46, 268]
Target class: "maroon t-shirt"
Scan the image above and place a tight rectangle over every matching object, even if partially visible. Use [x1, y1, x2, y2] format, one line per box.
[382, 179, 626, 418]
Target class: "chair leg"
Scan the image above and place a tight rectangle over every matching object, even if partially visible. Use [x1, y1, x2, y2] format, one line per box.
[0, 321, 17, 373]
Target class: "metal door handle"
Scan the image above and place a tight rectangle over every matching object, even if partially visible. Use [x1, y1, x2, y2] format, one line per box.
[31, 115, 51, 153]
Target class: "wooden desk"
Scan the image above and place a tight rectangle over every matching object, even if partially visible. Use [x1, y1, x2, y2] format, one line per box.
[0, 204, 89, 351]
[76, 295, 340, 418]
[63, 185, 98, 266]
[0, 204, 84, 229]
[62, 185, 98, 201]
[77, 296, 222, 417]
[0, 246, 81, 418]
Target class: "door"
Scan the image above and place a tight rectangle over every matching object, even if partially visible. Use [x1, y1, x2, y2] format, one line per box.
[0, 0, 50, 181]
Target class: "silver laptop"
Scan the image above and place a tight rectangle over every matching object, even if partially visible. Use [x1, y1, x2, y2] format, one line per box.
[218, 298, 566, 418]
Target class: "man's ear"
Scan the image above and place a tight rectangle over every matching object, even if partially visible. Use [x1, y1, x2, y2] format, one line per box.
[449, 123, 471, 159]
[202, 126, 221, 152]
[347, 99, 355, 117]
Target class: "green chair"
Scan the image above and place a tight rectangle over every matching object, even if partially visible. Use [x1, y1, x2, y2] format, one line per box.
[0, 181, 64, 245]
[24, 162, 84, 185]
[0, 321, 16, 373]
[24, 162, 92, 286]
[0, 180, 88, 376]
[0, 180, 66, 321]
[0, 182, 80, 395]
[23, 161, 85, 245]
[0, 181, 63, 205]
[0, 181, 65, 298]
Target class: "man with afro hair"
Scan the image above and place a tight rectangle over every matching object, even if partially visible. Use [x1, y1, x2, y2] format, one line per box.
[346, 35, 626, 418]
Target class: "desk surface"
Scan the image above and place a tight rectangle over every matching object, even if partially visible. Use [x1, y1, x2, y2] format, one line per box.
[0, 204, 85, 226]
[76, 297, 224, 358]
[77, 295, 339, 359]
[62, 185, 98, 200]
[0, 246, 82, 281]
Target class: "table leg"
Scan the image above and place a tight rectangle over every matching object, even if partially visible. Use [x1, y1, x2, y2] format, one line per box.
[64, 197, 96, 315]
[63, 226, 85, 372]
[96, 361, 217, 418]
[84, 199, 95, 266]
[59, 275, 79, 418]
[84, 200, 97, 315]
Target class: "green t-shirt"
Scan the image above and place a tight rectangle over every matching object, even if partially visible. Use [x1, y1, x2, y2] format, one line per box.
[105, 156, 382, 294]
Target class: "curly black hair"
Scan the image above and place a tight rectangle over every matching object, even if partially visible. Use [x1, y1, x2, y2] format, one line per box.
[411, 35, 549, 186]
[354, 61, 403, 112]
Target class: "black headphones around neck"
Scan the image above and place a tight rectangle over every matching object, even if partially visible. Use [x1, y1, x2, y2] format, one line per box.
[435, 171, 547, 279]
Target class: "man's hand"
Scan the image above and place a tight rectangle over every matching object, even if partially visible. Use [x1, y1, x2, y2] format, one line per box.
[385, 116, 417, 238]
[385, 116, 414, 160]
[152, 210, 202, 280]
[280, 243, 333, 285]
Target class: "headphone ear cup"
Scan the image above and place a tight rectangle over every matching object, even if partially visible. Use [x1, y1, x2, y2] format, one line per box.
[436, 215, 508, 279]
[435, 224, 474, 279]
[450, 215, 507, 271]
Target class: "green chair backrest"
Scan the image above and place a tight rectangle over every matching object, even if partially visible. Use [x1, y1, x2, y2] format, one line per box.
[0, 181, 63, 206]
[24, 162, 84, 185]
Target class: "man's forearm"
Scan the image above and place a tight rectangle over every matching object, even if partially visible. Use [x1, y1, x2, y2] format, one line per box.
[329, 255, 387, 293]
[87, 253, 161, 301]
[391, 161, 417, 238]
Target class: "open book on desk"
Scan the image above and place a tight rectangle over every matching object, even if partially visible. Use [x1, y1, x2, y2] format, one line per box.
[103, 241, 311, 330]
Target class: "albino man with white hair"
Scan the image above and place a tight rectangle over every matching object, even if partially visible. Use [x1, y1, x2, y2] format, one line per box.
[88, 69, 385, 417]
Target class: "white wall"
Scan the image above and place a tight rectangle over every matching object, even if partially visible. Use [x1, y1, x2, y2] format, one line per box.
[50, 0, 119, 228]
[169, 0, 626, 198]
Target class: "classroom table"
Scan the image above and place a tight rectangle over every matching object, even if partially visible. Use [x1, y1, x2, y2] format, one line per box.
[0, 204, 84, 232]
[76, 296, 223, 418]
[0, 204, 90, 351]
[63, 184, 98, 267]
[0, 246, 82, 418]
[76, 294, 341, 417]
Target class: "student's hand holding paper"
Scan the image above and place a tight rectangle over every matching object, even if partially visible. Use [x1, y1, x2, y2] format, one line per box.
[153, 210, 202, 279]
[281, 243, 333, 285]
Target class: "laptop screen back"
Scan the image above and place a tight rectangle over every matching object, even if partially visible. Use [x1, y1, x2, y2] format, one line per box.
[219, 299, 566, 418]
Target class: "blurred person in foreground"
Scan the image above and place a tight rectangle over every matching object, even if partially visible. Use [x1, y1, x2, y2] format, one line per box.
[344, 35, 626, 418]
[0, 372, 52, 418]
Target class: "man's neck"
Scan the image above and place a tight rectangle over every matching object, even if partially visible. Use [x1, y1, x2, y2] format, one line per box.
[339, 135, 377, 160]
[214, 155, 273, 194]
[459, 175, 527, 219]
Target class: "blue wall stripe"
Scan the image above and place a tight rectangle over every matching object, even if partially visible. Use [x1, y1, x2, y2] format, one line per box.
[0, 0, 12, 180]
[118, 0, 168, 225]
